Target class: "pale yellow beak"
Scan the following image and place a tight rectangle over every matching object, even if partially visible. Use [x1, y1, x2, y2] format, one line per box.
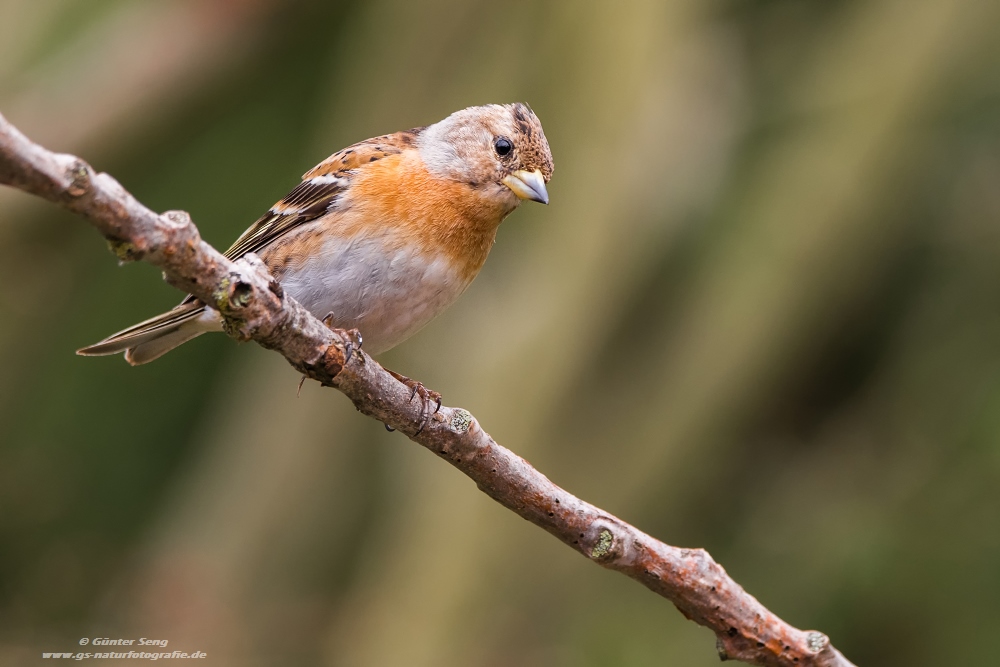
[502, 169, 549, 204]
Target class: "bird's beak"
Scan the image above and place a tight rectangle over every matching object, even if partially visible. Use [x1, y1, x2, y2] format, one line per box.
[502, 169, 549, 204]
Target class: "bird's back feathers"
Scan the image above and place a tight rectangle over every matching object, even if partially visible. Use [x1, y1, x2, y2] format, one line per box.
[223, 129, 424, 261]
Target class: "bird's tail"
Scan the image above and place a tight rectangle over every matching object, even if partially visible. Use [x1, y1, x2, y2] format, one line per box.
[76, 302, 221, 365]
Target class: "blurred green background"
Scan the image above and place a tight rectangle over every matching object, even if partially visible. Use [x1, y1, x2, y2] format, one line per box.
[2, 1, 999, 665]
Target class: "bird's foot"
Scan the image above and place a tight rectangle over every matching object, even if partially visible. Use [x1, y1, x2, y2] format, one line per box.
[341, 328, 363, 366]
[321, 313, 363, 366]
[386, 369, 442, 435]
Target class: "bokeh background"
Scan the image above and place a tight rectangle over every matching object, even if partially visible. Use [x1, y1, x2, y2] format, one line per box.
[2, 1, 999, 665]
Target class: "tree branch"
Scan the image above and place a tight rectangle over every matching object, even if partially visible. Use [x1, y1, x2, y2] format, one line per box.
[0, 111, 856, 667]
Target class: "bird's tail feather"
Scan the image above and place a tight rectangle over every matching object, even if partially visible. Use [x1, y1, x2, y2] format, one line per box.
[77, 303, 219, 366]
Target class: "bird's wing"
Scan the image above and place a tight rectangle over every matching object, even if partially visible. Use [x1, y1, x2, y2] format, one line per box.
[221, 128, 424, 262]
[174, 129, 424, 308]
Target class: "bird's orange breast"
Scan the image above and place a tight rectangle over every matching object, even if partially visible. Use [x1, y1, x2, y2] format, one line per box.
[340, 150, 513, 283]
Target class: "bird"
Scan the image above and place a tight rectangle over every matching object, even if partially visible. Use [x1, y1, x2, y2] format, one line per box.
[78, 103, 553, 381]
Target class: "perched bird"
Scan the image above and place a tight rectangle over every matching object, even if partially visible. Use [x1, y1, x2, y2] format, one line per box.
[78, 103, 553, 370]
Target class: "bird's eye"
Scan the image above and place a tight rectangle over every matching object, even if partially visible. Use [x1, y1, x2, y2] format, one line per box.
[494, 137, 513, 157]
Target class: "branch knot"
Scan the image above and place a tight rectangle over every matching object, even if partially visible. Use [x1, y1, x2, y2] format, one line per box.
[160, 209, 193, 230]
[806, 631, 828, 653]
[229, 278, 253, 309]
[450, 409, 473, 433]
[590, 529, 614, 559]
[65, 160, 91, 197]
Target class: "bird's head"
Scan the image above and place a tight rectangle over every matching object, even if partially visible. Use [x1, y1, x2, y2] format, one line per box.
[417, 103, 554, 208]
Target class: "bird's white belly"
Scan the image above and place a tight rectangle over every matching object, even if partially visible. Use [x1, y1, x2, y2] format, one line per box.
[278, 235, 470, 355]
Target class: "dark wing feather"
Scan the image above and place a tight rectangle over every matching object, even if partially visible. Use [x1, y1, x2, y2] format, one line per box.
[222, 178, 345, 260]
[220, 128, 424, 262]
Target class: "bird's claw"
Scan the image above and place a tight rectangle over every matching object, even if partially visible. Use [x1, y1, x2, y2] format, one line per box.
[342, 328, 363, 366]
[387, 370, 442, 435]
[321, 313, 363, 366]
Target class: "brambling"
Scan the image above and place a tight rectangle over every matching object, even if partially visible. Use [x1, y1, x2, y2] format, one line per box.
[78, 103, 553, 373]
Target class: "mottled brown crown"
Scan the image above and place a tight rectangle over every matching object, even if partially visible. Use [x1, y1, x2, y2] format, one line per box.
[507, 102, 553, 181]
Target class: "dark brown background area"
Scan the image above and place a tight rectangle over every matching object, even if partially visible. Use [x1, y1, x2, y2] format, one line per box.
[1, 1, 999, 665]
